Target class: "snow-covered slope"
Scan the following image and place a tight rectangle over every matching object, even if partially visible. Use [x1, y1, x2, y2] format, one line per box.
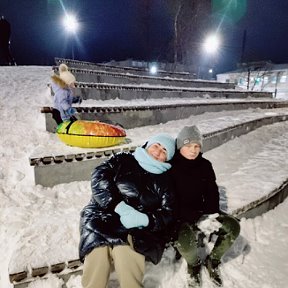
[0, 66, 288, 288]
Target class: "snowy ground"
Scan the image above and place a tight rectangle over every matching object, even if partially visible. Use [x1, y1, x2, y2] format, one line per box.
[0, 66, 288, 288]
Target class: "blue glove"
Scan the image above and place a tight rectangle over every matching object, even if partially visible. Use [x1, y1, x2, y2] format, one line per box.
[66, 107, 76, 116]
[115, 201, 149, 229]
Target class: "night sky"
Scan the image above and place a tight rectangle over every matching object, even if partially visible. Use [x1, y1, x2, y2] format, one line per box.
[1, 0, 288, 73]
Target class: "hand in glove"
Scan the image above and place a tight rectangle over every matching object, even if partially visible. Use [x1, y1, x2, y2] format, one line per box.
[115, 201, 149, 229]
[72, 96, 82, 104]
[69, 115, 78, 122]
[66, 107, 76, 116]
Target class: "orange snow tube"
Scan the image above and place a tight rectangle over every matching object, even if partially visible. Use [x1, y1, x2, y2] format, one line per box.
[56, 120, 126, 148]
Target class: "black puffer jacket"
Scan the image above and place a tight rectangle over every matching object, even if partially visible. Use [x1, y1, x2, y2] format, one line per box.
[79, 152, 175, 265]
[170, 151, 220, 225]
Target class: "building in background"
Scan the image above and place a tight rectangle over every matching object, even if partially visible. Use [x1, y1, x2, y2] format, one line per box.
[217, 61, 288, 99]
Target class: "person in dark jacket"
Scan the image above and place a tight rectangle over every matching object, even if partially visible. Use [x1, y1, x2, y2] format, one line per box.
[170, 125, 240, 287]
[0, 16, 15, 65]
[79, 133, 176, 288]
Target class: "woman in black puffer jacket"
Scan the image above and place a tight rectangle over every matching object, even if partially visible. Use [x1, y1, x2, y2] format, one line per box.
[79, 133, 176, 288]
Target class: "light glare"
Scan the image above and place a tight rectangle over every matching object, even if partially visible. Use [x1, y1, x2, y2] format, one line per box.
[150, 65, 157, 74]
[63, 14, 79, 33]
[203, 34, 220, 54]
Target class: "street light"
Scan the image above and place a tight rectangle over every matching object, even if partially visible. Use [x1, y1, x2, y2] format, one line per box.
[62, 13, 79, 59]
[63, 14, 79, 34]
[149, 64, 158, 75]
[203, 33, 220, 54]
[200, 33, 221, 79]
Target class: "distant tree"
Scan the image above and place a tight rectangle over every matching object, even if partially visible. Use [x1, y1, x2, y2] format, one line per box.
[136, 0, 151, 62]
[238, 61, 273, 90]
[166, 0, 183, 64]
[166, 0, 211, 70]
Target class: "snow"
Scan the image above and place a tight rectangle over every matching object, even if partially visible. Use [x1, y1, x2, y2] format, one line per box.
[0, 66, 288, 288]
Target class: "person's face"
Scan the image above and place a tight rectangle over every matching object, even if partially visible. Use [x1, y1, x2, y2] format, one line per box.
[180, 142, 201, 160]
[146, 143, 167, 162]
[69, 82, 75, 88]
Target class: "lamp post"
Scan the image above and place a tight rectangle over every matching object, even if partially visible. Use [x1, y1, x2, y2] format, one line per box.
[203, 33, 220, 54]
[62, 13, 79, 59]
[208, 68, 213, 80]
[149, 63, 158, 75]
[202, 33, 221, 79]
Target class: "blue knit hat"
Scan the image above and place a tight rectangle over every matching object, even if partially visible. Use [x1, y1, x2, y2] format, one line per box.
[146, 133, 176, 161]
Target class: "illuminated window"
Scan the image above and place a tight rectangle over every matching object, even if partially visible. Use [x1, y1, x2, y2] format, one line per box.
[280, 75, 287, 83]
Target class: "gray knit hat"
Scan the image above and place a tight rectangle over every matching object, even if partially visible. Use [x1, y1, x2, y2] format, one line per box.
[176, 125, 203, 150]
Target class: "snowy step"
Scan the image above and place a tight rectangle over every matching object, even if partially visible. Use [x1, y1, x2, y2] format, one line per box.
[41, 99, 288, 133]
[30, 113, 288, 187]
[9, 259, 82, 288]
[9, 178, 288, 288]
[72, 82, 272, 101]
[52, 65, 236, 89]
[55, 57, 193, 79]
[234, 179, 288, 219]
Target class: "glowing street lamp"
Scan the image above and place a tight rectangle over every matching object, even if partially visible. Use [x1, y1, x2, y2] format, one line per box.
[62, 13, 79, 59]
[63, 14, 79, 34]
[203, 34, 220, 54]
[149, 64, 158, 75]
[199, 33, 221, 79]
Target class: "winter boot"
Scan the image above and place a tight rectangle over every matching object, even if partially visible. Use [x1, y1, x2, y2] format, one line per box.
[205, 256, 222, 287]
[187, 260, 202, 287]
[174, 247, 182, 261]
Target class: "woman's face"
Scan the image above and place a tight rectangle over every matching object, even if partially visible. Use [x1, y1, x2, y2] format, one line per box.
[146, 143, 167, 162]
[180, 143, 201, 160]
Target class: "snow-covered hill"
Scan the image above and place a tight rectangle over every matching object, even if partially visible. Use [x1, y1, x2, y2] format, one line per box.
[0, 66, 288, 288]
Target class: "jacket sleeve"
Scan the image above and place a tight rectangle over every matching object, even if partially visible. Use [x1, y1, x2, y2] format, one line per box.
[146, 176, 176, 232]
[90, 154, 122, 211]
[203, 161, 220, 214]
[57, 89, 72, 112]
[66, 89, 74, 106]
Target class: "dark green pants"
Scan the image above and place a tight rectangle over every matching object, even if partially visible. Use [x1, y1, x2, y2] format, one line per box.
[175, 214, 240, 266]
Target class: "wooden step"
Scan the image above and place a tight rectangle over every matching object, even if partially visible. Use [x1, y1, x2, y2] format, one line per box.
[71, 82, 273, 101]
[55, 57, 193, 79]
[52, 65, 236, 89]
[41, 100, 288, 133]
[30, 113, 288, 187]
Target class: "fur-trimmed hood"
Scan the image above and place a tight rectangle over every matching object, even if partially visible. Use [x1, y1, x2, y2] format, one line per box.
[51, 74, 68, 89]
